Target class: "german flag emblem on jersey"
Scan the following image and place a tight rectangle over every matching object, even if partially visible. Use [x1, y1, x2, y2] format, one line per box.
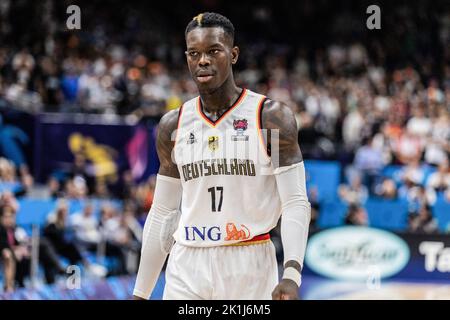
[208, 136, 219, 151]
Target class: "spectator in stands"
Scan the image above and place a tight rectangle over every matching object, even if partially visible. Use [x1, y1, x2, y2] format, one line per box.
[406, 185, 437, 216]
[37, 56, 63, 111]
[117, 170, 137, 201]
[16, 165, 34, 197]
[116, 204, 142, 273]
[97, 203, 143, 274]
[44, 200, 82, 266]
[342, 104, 366, 150]
[135, 175, 156, 227]
[426, 159, 450, 193]
[11, 49, 35, 88]
[70, 202, 101, 252]
[47, 176, 63, 199]
[70, 153, 95, 195]
[393, 131, 423, 165]
[62, 176, 88, 200]
[94, 180, 112, 199]
[60, 59, 80, 111]
[98, 204, 128, 275]
[371, 124, 394, 165]
[0, 190, 19, 213]
[338, 173, 368, 205]
[0, 204, 31, 288]
[398, 156, 426, 192]
[121, 202, 143, 246]
[374, 178, 398, 200]
[297, 111, 333, 159]
[44, 199, 106, 277]
[63, 179, 78, 199]
[344, 205, 369, 226]
[425, 108, 450, 166]
[406, 105, 432, 143]
[0, 204, 65, 288]
[408, 205, 439, 234]
[353, 136, 384, 193]
[0, 205, 17, 292]
[0, 158, 16, 183]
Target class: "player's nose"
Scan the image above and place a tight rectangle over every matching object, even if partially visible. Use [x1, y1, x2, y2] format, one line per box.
[198, 52, 211, 66]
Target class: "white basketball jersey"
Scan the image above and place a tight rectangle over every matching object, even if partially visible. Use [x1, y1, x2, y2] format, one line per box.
[173, 88, 282, 247]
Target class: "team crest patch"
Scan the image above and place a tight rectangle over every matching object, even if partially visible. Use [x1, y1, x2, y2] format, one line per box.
[232, 119, 249, 141]
[208, 136, 219, 151]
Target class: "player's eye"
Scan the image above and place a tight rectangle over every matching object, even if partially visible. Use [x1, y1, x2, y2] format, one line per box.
[187, 51, 199, 57]
[209, 49, 220, 55]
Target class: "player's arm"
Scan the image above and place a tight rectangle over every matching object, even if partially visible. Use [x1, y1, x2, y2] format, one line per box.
[133, 109, 182, 300]
[261, 99, 311, 300]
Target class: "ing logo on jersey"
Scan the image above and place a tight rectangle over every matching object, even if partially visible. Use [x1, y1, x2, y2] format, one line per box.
[183, 223, 251, 241]
[208, 136, 219, 151]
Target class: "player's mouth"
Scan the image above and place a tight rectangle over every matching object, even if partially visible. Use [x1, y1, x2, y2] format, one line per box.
[196, 72, 215, 83]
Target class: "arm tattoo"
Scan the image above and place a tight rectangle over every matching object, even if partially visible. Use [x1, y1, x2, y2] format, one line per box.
[261, 99, 303, 168]
[156, 108, 181, 178]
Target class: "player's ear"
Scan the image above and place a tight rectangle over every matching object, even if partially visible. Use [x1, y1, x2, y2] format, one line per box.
[231, 46, 239, 65]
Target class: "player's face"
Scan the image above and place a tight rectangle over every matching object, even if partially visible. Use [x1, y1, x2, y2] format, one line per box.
[185, 27, 238, 91]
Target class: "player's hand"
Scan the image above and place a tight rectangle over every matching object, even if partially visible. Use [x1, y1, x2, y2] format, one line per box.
[272, 279, 299, 300]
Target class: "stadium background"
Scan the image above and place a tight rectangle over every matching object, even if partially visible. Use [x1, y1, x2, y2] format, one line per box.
[0, 0, 449, 299]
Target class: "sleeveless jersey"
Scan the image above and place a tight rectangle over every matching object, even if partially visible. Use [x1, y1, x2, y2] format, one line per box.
[173, 88, 282, 247]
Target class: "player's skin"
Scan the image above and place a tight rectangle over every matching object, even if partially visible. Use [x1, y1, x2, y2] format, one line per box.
[134, 26, 302, 300]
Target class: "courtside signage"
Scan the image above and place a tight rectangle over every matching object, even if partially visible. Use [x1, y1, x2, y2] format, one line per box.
[305, 226, 410, 281]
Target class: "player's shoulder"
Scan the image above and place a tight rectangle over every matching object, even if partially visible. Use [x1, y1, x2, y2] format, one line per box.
[158, 93, 199, 131]
[158, 107, 181, 133]
[262, 97, 289, 113]
[260, 98, 296, 130]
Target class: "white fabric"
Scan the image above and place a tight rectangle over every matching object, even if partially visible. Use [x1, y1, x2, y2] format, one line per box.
[163, 241, 278, 300]
[282, 267, 302, 287]
[274, 162, 311, 268]
[407, 117, 432, 137]
[172, 88, 282, 247]
[70, 212, 101, 243]
[133, 174, 182, 299]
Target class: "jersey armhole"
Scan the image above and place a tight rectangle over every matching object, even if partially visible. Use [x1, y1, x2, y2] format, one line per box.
[256, 96, 271, 160]
[173, 104, 184, 150]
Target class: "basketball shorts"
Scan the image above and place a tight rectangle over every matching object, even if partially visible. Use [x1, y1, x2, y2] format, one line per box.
[163, 238, 279, 300]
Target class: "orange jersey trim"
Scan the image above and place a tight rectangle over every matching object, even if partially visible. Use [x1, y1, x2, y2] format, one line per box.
[173, 104, 184, 150]
[197, 88, 247, 128]
[256, 96, 271, 161]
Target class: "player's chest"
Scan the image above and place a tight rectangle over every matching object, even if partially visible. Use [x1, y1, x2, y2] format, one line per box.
[174, 116, 260, 163]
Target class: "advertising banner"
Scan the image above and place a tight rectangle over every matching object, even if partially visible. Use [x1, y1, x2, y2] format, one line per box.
[34, 114, 159, 184]
[304, 226, 450, 282]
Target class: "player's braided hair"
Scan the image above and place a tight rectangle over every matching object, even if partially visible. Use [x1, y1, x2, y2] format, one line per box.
[185, 12, 235, 44]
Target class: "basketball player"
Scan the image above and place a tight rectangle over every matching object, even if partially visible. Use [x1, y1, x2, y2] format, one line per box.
[133, 12, 310, 300]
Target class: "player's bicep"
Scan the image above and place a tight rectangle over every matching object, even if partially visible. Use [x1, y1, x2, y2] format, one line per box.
[156, 110, 180, 178]
[262, 100, 303, 168]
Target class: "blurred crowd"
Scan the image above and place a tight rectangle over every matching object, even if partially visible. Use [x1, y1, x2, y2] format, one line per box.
[0, 0, 449, 291]
[0, 153, 156, 292]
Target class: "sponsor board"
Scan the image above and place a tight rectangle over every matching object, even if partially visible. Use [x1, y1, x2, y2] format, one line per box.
[305, 226, 410, 281]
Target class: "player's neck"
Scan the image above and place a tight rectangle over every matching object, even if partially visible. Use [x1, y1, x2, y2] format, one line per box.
[199, 78, 242, 115]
